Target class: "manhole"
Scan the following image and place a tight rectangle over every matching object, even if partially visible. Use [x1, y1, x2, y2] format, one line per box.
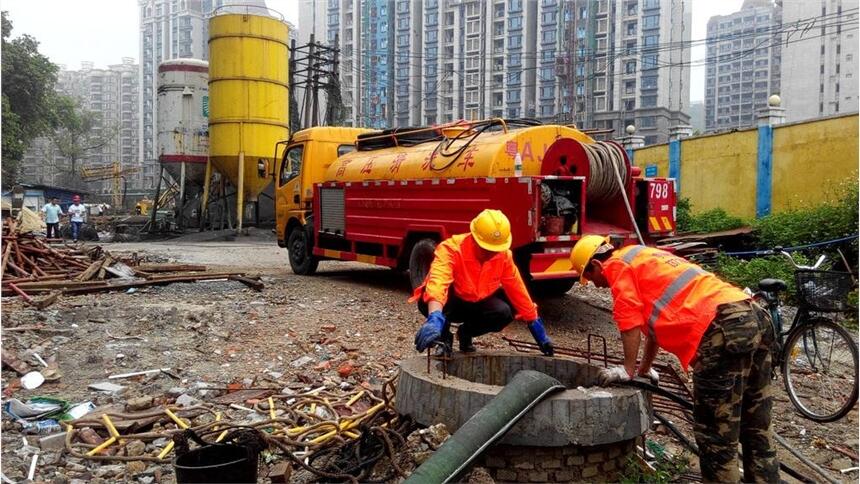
[397, 352, 652, 482]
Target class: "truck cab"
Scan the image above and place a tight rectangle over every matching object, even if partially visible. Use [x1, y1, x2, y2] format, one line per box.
[274, 127, 372, 269]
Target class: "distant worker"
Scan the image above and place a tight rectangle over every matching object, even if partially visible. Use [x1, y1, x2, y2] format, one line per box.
[411, 209, 554, 356]
[40, 197, 63, 239]
[570, 235, 778, 482]
[67, 195, 86, 243]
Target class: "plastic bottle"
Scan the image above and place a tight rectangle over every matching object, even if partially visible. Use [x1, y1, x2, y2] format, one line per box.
[21, 419, 62, 435]
[514, 153, 523, 177]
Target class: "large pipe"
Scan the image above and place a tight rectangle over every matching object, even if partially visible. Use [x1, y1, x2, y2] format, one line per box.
[405, 370, 564, 484]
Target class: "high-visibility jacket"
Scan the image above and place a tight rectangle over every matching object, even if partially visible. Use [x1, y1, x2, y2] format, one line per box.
[604, 245, 749, 369]
[409, 233, 538, 321]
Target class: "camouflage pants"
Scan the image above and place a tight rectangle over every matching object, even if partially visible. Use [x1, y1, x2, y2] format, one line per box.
[692, 300, 780, 483]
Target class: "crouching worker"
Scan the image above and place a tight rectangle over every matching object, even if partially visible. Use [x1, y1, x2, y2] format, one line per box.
[410, 209, 553, 356]
[569, 235, 779, 483]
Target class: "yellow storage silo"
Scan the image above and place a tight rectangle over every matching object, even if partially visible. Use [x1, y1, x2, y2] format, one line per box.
[207, 11, 289, 230]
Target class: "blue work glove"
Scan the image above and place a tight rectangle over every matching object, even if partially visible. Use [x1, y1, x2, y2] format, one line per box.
[527, 318, 554, 356]
[415, 311, 446, 352]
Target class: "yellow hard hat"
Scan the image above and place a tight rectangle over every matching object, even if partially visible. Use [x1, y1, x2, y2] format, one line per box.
[470, 209, 512, 252]
[570, 235, 613, 285]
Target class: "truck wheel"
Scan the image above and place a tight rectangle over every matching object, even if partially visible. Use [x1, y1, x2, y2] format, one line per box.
[409, 238, 437, 290]
[529, 278, 577, 298]
[288, 226, 319, 275]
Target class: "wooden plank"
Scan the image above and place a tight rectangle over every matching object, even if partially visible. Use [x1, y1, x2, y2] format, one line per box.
[77, 259, 103, 281]
[228, 275, 264, 291]
[1, 240, 12, 278]
[135, 264, 208, 272]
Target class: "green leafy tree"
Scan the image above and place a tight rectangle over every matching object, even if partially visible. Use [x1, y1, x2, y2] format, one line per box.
[1, 11, 60, 188]
[47, 95, 117, 188]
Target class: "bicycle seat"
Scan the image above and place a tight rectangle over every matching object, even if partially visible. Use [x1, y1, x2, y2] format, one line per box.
[758, 278, 787, 292]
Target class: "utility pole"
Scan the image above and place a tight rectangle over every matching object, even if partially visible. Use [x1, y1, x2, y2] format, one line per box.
[291, 34, 342, 129]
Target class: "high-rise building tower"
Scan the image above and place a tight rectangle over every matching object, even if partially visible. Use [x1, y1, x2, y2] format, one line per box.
[781, 0, 859, 122]
[20, 59, 140, 192]
[704, 0, 782, 132]
[308, 0, 691, 145]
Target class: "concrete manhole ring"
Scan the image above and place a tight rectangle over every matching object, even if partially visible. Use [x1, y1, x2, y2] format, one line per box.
[396, 352, 651, 447]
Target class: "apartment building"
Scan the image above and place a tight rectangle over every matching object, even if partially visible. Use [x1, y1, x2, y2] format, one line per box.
[704, 0, 782, 131]
[781, 0, 859, 122]
[20, 59, 140, 193]
[307, 0, 690, 144]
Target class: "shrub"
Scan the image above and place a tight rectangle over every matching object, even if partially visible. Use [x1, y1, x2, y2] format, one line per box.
[714, 253, 810, 301]
[674, 198, 746, 234]
[685, 208, 746, 234]
[753, 178, 859, 248]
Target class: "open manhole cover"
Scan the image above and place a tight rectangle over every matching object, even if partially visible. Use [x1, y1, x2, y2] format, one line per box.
[397, 352, 652, 482]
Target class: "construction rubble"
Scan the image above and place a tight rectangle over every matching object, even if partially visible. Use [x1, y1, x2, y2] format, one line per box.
[1, 219, 263, 310]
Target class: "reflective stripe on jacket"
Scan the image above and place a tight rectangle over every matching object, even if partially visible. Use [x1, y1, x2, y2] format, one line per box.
[409, 233, 538, 321]
[604, 245, 749, 369]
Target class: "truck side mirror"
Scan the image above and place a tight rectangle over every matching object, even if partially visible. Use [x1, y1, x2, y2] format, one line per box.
[257, 158, 268, 178]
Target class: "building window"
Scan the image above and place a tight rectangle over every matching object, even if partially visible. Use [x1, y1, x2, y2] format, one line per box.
[540, 86, 554, 99]
[509, 0, 522, 12]
[640, 116, 656, 128]
[509, 16, 522, 29]
[540, 66, 554, 79]
[641, 95, 657, 107]
[542, 30, 556, 43]
[643, 34, 658, 47]
[625, 80, 636, 94]
[642, 54, 658, 69]
[625, 60, 636, 74]
[642, 15, 658, 29]
[509, 53, 522, 66]
[542, 11, 557, 24]
[626, 22, 637, 36]
[595, 96, 606, 110]
[624, 98, 635, 110]
[508, 89, 521, 102]
[510, 35, 522, 48]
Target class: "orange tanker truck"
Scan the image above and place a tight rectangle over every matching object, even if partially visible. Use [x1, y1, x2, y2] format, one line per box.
[274, 119, 676, 297]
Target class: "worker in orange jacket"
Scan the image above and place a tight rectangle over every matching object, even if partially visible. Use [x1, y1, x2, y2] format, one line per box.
[410, 209, 554, 356]
[570, 235, 778, 483]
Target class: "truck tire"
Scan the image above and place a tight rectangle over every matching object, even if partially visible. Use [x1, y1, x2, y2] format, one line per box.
[409, 238, 437, 290]
[288, 226, 319, 275]
[529, 278, 576, 298]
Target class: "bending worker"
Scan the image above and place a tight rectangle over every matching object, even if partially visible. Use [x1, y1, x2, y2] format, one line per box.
[569, 235, 778, 482]
[411, 209, 554, 356]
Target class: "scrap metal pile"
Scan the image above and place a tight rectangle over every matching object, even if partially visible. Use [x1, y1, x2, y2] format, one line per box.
[1, 219, 262, 309]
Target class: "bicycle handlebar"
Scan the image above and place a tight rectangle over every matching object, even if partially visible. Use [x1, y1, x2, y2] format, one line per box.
[770, 247, 827, 270]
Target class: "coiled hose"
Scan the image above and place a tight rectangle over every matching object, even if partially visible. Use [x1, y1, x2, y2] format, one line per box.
[581, 141, 629, 204]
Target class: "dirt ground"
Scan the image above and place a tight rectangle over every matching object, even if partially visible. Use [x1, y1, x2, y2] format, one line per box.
[1, 230, 857, 483]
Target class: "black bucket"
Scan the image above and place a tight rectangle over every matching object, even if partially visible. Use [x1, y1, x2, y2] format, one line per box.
[174, 443, 259, 484]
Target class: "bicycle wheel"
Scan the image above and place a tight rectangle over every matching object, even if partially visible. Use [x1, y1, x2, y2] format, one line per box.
[782, 317, 859, 422]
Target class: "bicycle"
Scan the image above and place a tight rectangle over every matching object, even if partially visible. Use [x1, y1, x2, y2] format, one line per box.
[753, 248, 859, 422]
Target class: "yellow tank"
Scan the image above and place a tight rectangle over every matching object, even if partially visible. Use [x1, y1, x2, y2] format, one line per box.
[324, 124, 596, 182]
[208, 13, 289, 203]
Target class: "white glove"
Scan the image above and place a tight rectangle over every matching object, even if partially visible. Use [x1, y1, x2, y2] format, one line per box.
[597, 366, 631, 386]
[636, 367, 660, 385]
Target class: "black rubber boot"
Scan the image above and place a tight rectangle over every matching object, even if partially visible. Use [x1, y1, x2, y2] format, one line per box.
[457, 327, 476, 353]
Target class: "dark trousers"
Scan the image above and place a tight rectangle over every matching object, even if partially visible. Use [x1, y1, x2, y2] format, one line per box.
[418, 290, 514, 338]
[71, 221, 83, 241]
[45, 223, 59, 239]
[692, 300, 779, 483]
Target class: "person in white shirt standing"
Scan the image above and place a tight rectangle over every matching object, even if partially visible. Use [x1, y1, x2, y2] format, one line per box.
[67, 195, 86, 242]
[40, 197, 64, 239]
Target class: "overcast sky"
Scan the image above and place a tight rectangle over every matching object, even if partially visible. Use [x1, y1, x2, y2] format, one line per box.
[2, 0, 742, 103]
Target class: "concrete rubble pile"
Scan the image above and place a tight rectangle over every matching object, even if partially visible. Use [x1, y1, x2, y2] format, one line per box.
[1, 218, 263, 310]
[0, 365, 492, 483]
